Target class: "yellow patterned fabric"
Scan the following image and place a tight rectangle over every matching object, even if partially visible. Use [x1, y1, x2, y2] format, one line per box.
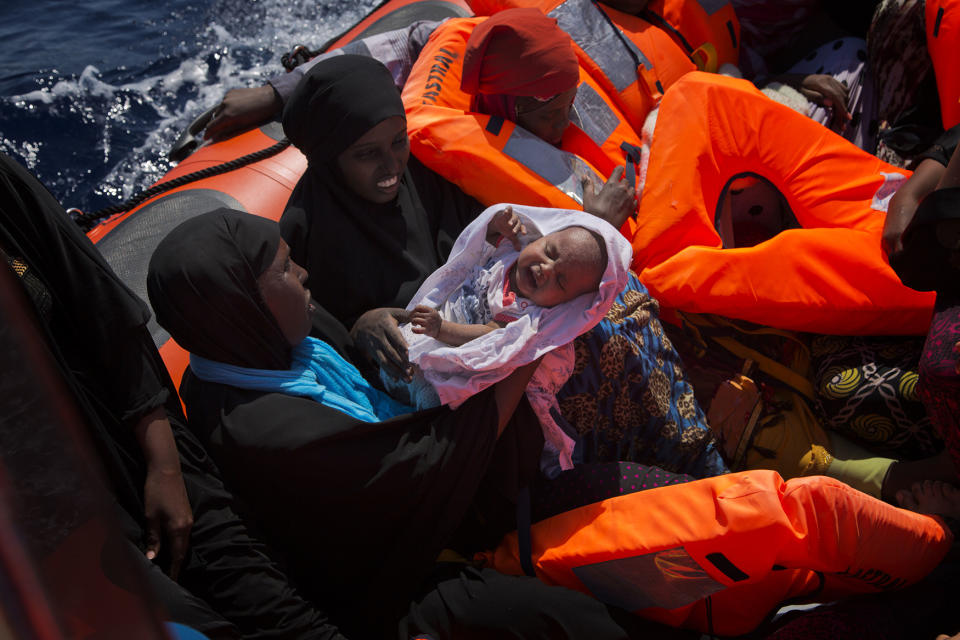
[811, 335, 942, 459]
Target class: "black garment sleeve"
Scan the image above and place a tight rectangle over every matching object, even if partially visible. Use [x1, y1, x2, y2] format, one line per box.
[913, 122, 960, 168]
[406, 155, 485, 262]
[181, 372, 509, 637]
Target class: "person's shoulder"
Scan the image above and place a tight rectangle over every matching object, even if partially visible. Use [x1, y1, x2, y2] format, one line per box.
[407, 154, 482, 215]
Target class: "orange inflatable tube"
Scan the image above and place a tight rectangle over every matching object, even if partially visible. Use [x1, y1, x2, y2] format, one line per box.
[632, 72, 935, 335]
[402, 16, 644, 217]
[480, 470, 951, 637]
[926, 0, 960, 130]
[88, 0, 473, 392]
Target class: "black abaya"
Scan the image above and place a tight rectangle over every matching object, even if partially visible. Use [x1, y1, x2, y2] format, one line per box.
[279, 55, 483, 329]
[179, 374, 539, 638]
[147, 208, 562, 638]
[0, 153, 342, 639]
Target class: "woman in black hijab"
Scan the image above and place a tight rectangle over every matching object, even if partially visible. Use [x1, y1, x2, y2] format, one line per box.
[0, 153, 338, 639]
[148, 208, 576, 638]
[279, 54, 726, 479]
[280, 54, 485, 381]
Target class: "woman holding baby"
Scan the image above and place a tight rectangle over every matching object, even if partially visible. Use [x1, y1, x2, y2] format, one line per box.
[277, 48, 725, 479]
[146, 21, 737, 635]
[146, 206, 686, 640]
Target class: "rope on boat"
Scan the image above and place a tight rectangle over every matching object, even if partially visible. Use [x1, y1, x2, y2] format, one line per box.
[73, 138, 291, 232]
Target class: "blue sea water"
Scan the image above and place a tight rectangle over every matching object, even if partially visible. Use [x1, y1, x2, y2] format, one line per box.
[0, 0, 379, 214]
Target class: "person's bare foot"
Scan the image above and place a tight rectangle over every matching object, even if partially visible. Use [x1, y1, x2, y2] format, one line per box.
[896, 480, 960, 518]
[882, 450, 959, 503]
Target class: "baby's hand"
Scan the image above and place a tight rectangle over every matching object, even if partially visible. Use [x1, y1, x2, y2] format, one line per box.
[410, 305, 442, 338]
[486, 206, 525, 251]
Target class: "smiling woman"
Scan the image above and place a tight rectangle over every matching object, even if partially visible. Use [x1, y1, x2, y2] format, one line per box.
[278, 54, 485, 359]
[335, 115, 410, 204]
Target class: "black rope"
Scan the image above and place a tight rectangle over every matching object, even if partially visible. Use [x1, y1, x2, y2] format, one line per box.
[74, 138, 291, 232]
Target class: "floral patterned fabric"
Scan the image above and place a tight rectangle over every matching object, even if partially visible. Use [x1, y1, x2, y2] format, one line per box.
[918, 297, 960, 471]
[558, 273, 728, 478]
[811, 334, 942, 460]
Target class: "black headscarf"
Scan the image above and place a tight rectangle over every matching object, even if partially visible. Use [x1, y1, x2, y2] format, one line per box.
[283, 54, 405, 163]
[0, 154, 150, 340]
[147, 208, 291, 370]
[280, 55, 479, 329]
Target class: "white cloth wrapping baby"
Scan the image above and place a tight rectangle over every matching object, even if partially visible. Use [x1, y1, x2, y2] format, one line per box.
[384, 203, 633, 474]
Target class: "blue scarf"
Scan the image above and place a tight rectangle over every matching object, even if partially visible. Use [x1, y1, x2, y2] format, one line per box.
[189, 336, 413, 423]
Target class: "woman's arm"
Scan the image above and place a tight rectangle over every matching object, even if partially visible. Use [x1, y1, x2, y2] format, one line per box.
[885, 126, 960, 255]
[937, 140, 960, 190]
[134, 406, 193, 581]
[884, 158, 946, 257]
[493, 358, 542, 436]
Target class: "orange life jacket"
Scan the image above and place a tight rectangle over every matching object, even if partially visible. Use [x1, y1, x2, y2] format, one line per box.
[470, 0, 739, 72]
[402, 16, 644, 218]
[480, 470, 951, 637]
[631, 72, 935, 335]
[926, 0, 960, 129]
[642, 0, 740, 72]
[467, 0, 697, 132]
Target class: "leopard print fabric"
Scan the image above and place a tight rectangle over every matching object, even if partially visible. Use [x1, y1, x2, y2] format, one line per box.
[558, 273, 727, 478]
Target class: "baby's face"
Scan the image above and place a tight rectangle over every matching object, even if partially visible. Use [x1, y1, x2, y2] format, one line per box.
[510, 226, 605, 307]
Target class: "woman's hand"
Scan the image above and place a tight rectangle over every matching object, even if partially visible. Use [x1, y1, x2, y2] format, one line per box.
[204, 86, 282, 142]
[582, 165, 636, 228]
[135, 407, 193, 581]
[143, 464, 193, 581]
[351, 307, 412, 381]
[798, 74, 851, 133]
[486, 205, 526, 249]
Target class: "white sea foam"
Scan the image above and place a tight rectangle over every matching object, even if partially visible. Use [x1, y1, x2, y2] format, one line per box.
[5, 0, 382, 210]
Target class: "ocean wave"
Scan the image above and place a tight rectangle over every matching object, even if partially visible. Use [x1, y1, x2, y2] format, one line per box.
[2, 0, 379, 212]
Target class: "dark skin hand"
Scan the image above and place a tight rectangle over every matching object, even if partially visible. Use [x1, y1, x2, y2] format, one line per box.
[883, 158, 945, 257]
[884, 139, 960, 257]
[135, 406, 193, 581]
[350, 307, 413, 381]
[203, 85, 282, 143]
[775, 73, 851, 133]
[582, 165, 637, 229]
